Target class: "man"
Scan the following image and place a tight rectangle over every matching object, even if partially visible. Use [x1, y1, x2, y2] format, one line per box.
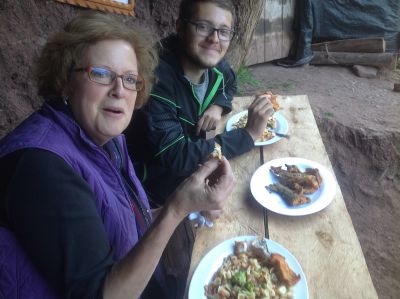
[126, 0, 274, 206]
[126, 2, 274, 297]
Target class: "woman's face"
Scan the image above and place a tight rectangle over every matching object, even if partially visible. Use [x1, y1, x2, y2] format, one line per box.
[67, 39, 138, 146]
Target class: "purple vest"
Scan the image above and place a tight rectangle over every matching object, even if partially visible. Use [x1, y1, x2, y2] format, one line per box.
[0, 103, 153, 298]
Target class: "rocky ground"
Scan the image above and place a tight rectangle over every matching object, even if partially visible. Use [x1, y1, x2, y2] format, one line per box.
[238, 62, 400, 299]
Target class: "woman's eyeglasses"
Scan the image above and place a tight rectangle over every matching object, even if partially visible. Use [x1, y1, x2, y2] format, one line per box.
[73, 66, 144, 91]
[184, 19, 235, 41]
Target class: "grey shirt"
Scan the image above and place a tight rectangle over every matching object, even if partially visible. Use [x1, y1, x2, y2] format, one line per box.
[184, 70, 209, 104]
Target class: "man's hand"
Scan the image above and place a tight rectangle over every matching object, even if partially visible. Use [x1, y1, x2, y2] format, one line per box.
[166, 157, 235, 220]
[244, 95, 275, 141]
[196, 105, 224, 135]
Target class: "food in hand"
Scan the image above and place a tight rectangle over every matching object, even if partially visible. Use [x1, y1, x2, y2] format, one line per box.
[205, 239, 300, 298]
[256, 90, 280, 112]
[209, 142, 222, 160]
[266, 164, 323, 206]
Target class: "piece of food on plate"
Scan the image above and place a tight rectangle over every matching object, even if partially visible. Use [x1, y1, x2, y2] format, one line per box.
[270, 165, 323, 194]
[266, 183, 311, 206]
[231, 113, 276, 142]
[270, 167, 320, 195]
[304, 167, 323, 186]
[269, 253, 301, 286]
[205, 239, 300, 299]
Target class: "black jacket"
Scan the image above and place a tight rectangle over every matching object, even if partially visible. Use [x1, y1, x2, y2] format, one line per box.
[126, 35, 254, 205]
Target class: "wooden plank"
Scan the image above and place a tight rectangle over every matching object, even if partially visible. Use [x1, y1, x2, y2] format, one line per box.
[264, 0, 284, 62]
[281, 0, 295, 58]
[311, 51, 396, 67]
[245, 7, 266, 65]
[55, 0, 135, 16]
[311, 38, 386, 53]
[263, 95, 378, 298]
[245, 0, 295, 65]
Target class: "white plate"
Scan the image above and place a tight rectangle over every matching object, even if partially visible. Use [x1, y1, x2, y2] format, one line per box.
[188, 235, 309, 299]
[226, 110, 289, 146]
[250, 157, 337, 216]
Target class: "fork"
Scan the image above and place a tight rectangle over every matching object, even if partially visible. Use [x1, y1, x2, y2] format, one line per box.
[269, 130, 290, 139]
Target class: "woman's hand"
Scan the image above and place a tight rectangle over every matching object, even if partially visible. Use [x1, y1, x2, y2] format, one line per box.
[196, 105, 224, 135]
[104, 157, 234, 299]
[201, 209, 224, 220]
[166, 157, 235, 221]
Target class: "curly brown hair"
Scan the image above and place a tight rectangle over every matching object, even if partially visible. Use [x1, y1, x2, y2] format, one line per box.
[36, 12, 157, 108]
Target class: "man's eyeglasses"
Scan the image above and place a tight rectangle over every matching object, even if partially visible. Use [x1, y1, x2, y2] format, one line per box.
[184, 20, 235, 41]
[73, 66, 144, 91]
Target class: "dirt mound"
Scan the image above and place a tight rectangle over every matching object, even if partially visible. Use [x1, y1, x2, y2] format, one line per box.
[317, 117, 400, 298]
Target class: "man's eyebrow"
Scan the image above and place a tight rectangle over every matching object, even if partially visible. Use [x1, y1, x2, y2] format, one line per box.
[194, 20, 231, 29]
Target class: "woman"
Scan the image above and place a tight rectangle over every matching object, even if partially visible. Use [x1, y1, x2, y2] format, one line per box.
[0, 12, 234, 299]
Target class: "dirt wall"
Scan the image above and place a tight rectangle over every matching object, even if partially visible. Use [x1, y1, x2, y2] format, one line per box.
[0, 0, 179, 138]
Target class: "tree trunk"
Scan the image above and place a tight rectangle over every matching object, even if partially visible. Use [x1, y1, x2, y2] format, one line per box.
[226, 0, 265, 71]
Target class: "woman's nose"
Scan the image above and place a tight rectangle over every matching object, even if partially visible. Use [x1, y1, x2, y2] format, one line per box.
[110, 77, 125, 98]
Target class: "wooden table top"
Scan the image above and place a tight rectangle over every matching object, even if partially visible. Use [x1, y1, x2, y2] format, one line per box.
[185, 95, 377, 299]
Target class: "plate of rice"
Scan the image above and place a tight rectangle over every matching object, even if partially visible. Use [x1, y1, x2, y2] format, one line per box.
[188, 235, 308, 299]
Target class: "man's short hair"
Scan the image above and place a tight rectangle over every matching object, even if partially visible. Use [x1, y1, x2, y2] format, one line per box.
[178, 0, 236, 28]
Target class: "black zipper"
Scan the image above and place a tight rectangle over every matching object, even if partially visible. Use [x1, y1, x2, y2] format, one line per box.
[111, 139, 151, 228]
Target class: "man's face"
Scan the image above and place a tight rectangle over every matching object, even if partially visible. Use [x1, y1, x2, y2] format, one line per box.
[179, 2, 233, 69]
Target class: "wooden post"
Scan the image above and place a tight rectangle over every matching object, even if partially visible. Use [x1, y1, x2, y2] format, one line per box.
[311, 37, 386, 53]
[311, 51, 397, 67]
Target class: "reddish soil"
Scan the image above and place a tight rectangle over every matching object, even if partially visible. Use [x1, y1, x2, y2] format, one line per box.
[239, 63, 400, 299]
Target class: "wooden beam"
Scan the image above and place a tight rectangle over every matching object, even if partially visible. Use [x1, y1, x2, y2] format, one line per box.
[312, 38, 386, 53]
[311, 51, 396, 67]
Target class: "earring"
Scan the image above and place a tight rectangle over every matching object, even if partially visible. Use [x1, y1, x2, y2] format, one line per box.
[62, 95, 69, 106]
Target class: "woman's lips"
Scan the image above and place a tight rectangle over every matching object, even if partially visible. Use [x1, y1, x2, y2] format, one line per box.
[103, 107, 124, 116]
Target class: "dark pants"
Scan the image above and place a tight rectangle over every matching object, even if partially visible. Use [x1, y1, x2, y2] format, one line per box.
[162, 218, 196, 299]
[141, 185, 196, 299]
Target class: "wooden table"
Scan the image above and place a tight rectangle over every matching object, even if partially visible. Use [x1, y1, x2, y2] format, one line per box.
[186, 95, 377, 299]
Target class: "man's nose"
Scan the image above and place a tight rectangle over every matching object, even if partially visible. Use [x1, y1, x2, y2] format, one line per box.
[207, 29, 219, 42]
